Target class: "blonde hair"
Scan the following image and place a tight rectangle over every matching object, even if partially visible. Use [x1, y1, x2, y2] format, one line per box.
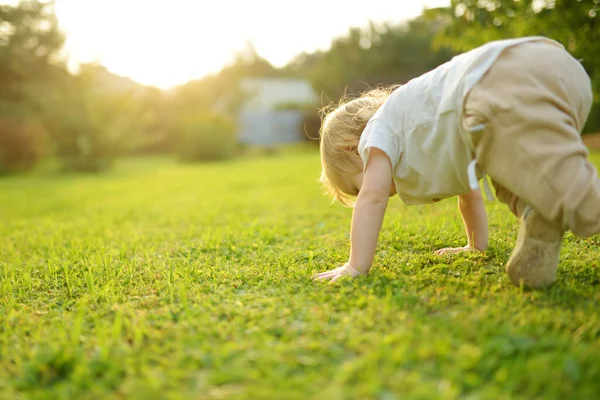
[319, 86, 396, 206]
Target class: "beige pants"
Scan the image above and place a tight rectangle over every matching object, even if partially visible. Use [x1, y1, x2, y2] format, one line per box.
[462, 41, 599, 237]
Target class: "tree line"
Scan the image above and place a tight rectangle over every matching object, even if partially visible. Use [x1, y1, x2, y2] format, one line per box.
[0, 0, 598, 174]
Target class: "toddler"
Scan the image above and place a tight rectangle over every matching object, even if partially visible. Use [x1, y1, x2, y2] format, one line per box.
[312, 37, 598, 289]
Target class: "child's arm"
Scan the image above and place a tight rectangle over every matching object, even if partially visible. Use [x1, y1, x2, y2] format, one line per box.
[435, 189, 488, 255]
[312, 148, 392, 282]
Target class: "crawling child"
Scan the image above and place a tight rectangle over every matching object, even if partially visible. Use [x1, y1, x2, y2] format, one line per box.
[312, 36, 599, 289]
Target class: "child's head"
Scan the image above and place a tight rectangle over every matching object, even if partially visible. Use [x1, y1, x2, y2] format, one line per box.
[319, 87, 394, 205]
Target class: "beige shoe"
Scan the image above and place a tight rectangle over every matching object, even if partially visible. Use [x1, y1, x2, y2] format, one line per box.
[506, 206, 564, 289]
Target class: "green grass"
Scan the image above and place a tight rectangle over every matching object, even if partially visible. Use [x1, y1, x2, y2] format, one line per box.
[1, 150, 600, 400]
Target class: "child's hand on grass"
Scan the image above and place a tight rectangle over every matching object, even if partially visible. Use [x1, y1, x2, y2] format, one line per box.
[434, 245, 477, 255]
[311, 263, 363, 283]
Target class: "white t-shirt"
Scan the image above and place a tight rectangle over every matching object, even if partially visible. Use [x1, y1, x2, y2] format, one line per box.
[358, 36, 563, 205]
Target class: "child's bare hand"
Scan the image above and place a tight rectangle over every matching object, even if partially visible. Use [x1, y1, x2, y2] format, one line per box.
[311, 263, 363, 283]
[434, 245, 477, 255]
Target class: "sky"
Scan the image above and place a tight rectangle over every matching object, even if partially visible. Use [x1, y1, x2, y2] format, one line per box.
[41, 0, 450, 88]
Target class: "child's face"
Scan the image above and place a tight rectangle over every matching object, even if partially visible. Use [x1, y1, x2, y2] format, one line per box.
[349, 173, 397, 197]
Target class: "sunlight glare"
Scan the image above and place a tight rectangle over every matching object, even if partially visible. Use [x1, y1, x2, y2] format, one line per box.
[53, 0, 450, 88]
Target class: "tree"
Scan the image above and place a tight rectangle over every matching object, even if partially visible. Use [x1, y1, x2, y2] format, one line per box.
[0, 1, 66, 173]
[38, 63, 151, 172]
[0, 0, 65, 116]
[432, 0, 600, 132]
[165, 42, 278, 151]
[285, 18, 455, 103]
[171, 41, 279, 113]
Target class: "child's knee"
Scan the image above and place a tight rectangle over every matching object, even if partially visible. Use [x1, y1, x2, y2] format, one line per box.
[492, 181, 526, 218]
[565, 199, 600, 238]
[569, 217, 600, 238]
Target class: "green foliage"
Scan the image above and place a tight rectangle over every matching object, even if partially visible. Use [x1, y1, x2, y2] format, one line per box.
[0, 2, 163, 170]
[0, 152, 600, 398]
[174, 113, 237, 162]
[286, 19, 455, 102]
[0, 117, 45, 174]
[132, 87, 175, 154]
[432, 0, 600, 132]
[39, 68, 146, 172]
[0, 0, 65, 113]
[170, 43, 279, 117]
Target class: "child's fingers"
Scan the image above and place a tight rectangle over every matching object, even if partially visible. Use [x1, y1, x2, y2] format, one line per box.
[312, 271, 337, 281]
[311, 271, 334, 279]
[314, 271, 350, 282]
[312, 266, 359, 283]
[314, 276, 336, 283]
[311, 267, 344, 279]
[435, 247, 467, 255]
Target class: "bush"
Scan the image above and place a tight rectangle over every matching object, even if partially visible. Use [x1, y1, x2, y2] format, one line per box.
[40, 78, 144, 172]
[174, 113, 237, 162]
[0, 117, 45, 174]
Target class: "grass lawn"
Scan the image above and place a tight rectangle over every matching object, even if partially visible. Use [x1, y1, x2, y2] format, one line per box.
[1, 150, 600, 400]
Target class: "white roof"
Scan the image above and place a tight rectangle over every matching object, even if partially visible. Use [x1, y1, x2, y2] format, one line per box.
[240, 78, 317, 111]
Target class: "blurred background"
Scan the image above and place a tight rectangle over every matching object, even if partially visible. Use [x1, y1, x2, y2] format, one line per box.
[0, 0, 599, 175]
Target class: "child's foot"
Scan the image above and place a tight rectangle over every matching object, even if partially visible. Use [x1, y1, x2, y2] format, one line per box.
[505, 206, 564, 289]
